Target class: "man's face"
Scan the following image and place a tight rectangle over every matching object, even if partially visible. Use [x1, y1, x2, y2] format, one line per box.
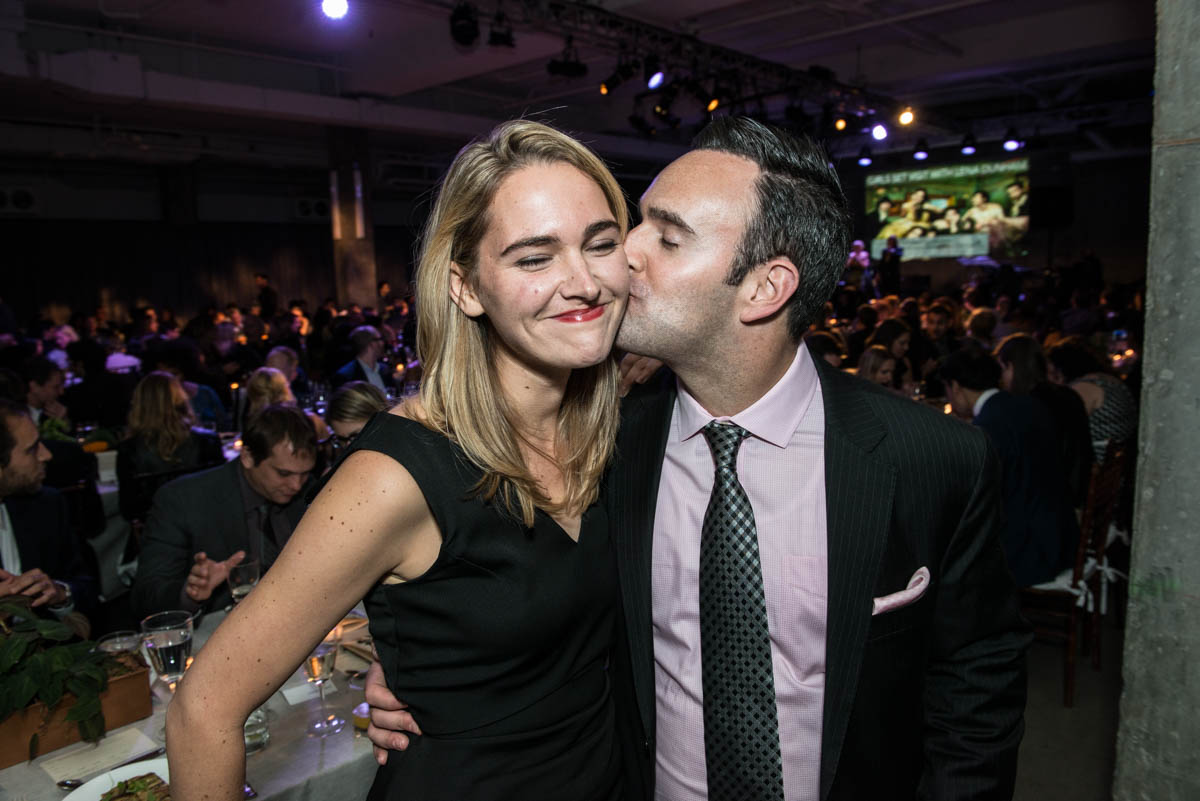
[617, 150, 756, 365]
[240, 440, 315, 505]
[28, 372, 65, 409]
[1007, 185, 1024, 201]
[0, 414, 50, 497]
[946, 380, 973, 418]
[923, 311, 950, 340]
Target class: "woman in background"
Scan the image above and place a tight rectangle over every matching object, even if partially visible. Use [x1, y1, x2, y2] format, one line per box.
[117, 371, 223, 521]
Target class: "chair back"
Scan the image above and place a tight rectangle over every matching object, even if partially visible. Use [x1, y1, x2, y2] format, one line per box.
[1073, 442, 1127, 582]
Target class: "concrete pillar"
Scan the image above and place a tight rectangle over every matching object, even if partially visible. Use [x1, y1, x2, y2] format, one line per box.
[328, 126, 377, 309]
[1112, 2, 1200, 799]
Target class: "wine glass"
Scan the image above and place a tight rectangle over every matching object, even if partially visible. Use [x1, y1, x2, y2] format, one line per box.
[141, 611, 194, 689]
[305, 627, 345, 737]
[228, 559, 260, 605]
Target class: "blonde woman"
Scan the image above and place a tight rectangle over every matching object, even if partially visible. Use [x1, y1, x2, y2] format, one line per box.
[170, 120, 629, 800]
[116, 371, 223, 521]
[244, 365, 330, 440]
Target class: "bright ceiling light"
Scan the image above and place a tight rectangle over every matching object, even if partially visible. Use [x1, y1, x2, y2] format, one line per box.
[834, 117, 847, 131]
[322, 0, 348, 19]
[857, 146, 873, 167]
[913, 139, 929, 160]
[960, 133, 977, 155]
[871, 124, 888, 141]
[1002, 128, 1022, 151]
[898, 107, 915, 125]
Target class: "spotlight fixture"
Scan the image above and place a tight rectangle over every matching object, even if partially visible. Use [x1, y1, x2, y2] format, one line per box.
[857, 146, 873, 167]
[871, 123, 888, 141]
[834, 117, 847, 131]
[449, 3, 479, 47]
[547, 36, 587, 79]
[644, 55, 665, 90]
[913, 138, 930, 160]
[898, 107, 915, 126]
[1002, 128, 1022, 151]
[601, 52, 635, 95]
[487, 10, 514, 47]
[321, 0, 348, 19]
[960, 133, 977, 155]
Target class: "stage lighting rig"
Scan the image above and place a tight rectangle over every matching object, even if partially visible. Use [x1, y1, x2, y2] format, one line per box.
[857, 146, 873, 167]
[960, 133, 977, 155]
[913, 139, 930, 160]
[547, 37, 587, 79]
[488, 10, 514, 47]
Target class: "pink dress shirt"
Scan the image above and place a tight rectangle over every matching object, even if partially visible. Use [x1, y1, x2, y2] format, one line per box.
[652, 343, 828, 801]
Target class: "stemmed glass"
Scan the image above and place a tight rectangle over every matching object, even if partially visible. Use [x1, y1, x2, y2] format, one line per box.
[141, 611, 194, 691]
[228, 560, 260, 605]
[305, 627, 345, 737]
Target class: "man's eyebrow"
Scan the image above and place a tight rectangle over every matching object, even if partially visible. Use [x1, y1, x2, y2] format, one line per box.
[500, 235, 559, 257]
[646, 207, 696, 236]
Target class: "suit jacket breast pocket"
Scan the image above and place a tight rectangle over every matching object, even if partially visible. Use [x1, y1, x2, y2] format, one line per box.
[866, 594, 926, 642]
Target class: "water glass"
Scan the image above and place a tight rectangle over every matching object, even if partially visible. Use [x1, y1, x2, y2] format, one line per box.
[140, 610, 194, 686]
[229, 560, 261, 605]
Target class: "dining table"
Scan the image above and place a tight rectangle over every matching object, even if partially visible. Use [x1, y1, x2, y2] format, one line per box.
[0, 607, 379, 800]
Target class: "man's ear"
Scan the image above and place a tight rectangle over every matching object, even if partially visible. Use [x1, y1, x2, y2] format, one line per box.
[239, 448, 255, 471]
[739, 257, 800, 325]
[449, 263, 485, 318]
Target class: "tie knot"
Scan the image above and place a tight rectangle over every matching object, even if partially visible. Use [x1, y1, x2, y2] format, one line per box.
[702, 421, 749, 469]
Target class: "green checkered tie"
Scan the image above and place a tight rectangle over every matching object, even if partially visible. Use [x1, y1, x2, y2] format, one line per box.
[699, 421, 784, 801]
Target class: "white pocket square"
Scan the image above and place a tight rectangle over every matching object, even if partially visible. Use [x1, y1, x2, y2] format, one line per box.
[871, 566, 931, 616]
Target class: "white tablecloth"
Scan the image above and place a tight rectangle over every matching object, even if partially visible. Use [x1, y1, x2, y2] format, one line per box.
[0, 610, 378, 800]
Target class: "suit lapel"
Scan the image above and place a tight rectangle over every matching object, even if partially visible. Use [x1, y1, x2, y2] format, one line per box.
[610, 379, 675, 738]
[814, 363, 896, 801]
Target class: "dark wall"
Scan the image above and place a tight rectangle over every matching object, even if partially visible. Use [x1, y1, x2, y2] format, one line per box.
[1, 219, 416, 327]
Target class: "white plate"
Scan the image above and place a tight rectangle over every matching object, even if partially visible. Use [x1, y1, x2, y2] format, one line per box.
[64, 757, 170, 801]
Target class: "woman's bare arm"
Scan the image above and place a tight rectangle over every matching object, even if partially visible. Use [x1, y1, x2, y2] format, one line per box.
[167, 449, 440, 801]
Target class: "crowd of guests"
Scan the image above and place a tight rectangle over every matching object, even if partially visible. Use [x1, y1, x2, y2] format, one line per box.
[803, 254, 1141, 588]
[0, 252, 1141, 635]
[0, 279, 403, 635]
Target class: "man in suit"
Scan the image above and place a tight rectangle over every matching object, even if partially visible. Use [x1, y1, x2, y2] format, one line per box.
[331, 325, 390, 391]
[941, 345, 1078, 587]
[0, 399, 98, 619]
[366, 118, 1028, 801]
[131, 405, 316, 619]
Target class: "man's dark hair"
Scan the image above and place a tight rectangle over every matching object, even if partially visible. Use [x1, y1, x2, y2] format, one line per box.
[924, 302, 953, 321]
[242, 404, 317, 465]
[939, 344, 1001, 391]
[1046, 336, 1108, 382]
[855, 303, 878, 329]
[994, 333, 1047, 395]
[21, 356, 63, 387]
[804, 331, 845, 362]
[0, 398, 31, 468]
[691, 116, 851, 341]
[0, 368, 26, 403]
[350, 325, 382, 356]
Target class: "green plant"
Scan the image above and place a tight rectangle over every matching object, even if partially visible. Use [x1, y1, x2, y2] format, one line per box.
[0, 601, 116, 760]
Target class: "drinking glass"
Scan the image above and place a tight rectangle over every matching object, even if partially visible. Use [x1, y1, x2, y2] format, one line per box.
[305, 628, 345, 737]
[229, 560, 261, 605]
[141, 611, 194, 688]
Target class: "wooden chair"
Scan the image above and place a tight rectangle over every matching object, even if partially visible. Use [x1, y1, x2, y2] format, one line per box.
[1021, 442, 1127, 706]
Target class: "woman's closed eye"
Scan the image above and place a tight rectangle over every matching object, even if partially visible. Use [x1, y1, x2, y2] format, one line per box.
[659, 237, 679, 250]
[586, 239, 620, 255]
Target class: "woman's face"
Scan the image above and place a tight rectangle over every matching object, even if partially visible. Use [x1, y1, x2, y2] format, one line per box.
[330, 418, 366, 441]
[999, 360, 1014, 391]
[454, 162, 629, 376]
[891, 333, 911, 358]
[874, 360, 896, 386]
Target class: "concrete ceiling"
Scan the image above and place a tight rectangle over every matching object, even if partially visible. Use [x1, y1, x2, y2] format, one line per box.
[0, 0, 1155, 168]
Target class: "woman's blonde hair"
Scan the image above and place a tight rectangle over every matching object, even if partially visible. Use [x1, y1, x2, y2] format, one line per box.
[246, 366, 295, 418]
[326, 381, 390, 425]
[127, 371, 195, 461]
[857, 344, 896, 384]
[413, 119, 628, 527]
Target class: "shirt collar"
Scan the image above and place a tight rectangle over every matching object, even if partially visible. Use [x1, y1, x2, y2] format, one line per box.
[973, 387, 1000, 418]
[674, 343, 819, 449]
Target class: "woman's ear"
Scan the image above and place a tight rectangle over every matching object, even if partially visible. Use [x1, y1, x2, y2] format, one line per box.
[739, 257, 800, 325]
[449, 263, 485, 318]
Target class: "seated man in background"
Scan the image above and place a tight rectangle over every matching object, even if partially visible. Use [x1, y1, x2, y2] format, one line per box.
[131, 405, 316, 619]
[22, 356, 70, 438]
[331, 325, 390, 391]
[941, 345, 1079, 586]
[0, 399, 99, 622]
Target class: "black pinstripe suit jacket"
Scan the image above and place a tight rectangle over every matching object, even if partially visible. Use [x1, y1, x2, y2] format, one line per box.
[606, 351, 1030, 801]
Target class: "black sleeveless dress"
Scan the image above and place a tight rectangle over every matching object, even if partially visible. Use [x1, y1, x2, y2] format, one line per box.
[336, 414, 623, 801]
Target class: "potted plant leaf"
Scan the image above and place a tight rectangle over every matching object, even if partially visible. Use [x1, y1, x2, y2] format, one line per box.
[0, 600, 152, 768]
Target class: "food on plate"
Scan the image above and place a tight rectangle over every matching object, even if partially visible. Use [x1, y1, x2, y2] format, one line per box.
[98, 772, 170, 801]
